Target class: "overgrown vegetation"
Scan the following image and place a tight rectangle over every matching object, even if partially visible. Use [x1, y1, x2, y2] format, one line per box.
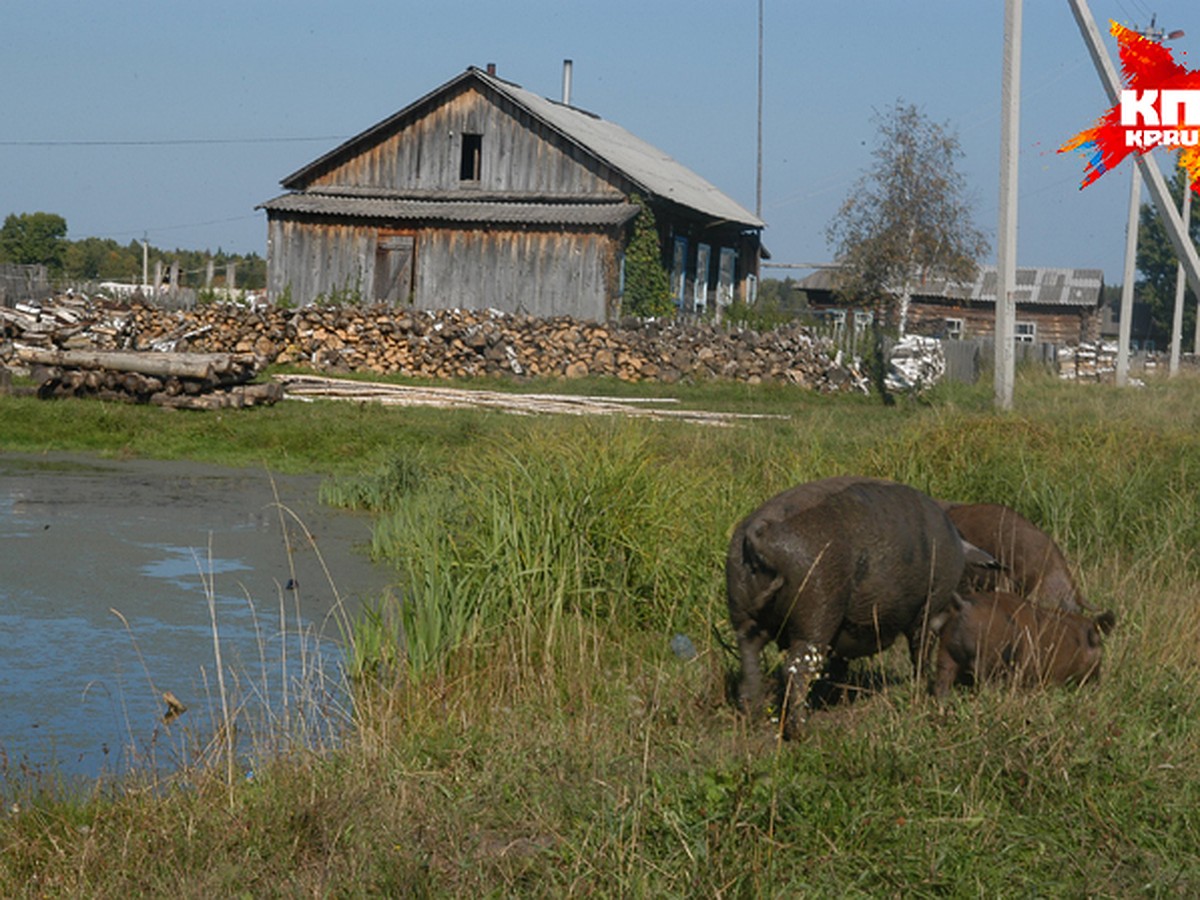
[1, 374, 1198, 895]
[621, 195, 674, 318]
[824, 100, 988, 336]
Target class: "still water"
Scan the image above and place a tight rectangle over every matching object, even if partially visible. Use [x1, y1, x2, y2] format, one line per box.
[0, 453, 393, 786]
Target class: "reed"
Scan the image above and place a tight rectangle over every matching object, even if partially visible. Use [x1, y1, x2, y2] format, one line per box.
[2, 374, 1199, 895]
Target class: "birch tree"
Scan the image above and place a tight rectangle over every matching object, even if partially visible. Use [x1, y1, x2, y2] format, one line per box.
[825, 101, 988, 336]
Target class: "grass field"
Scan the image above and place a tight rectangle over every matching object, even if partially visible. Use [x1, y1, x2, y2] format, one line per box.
[1, 371, 1198, 896]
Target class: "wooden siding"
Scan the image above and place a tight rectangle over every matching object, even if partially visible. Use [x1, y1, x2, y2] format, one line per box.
[307, 85, 627, 198]
[415, 226, 618, 319]
[907, 301, 1101, 345]
[267, 217, 374, 304]
[267, 215, 620, 319]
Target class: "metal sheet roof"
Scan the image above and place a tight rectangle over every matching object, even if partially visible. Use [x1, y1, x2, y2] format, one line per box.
[259, 192, 639, 227]
[279, 67, 763, 230]
[476, 69, 764, 229]
[921, 266, 1104, 307]
[798, 265, 1104, 308]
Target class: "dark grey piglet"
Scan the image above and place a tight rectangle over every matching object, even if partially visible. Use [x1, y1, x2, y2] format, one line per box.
[727, 476, 979, 737]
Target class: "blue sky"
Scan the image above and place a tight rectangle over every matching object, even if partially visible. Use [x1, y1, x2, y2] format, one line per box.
[3, 1, 1197, 284]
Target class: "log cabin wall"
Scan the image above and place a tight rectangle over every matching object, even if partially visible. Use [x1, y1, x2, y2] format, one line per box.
[907, 301, 1101, 345]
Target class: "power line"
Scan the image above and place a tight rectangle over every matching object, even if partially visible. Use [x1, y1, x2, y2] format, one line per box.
[0, 135, 349, 147]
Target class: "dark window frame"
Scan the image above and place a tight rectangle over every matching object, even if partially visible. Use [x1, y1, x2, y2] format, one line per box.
[460, 133, 482, 181]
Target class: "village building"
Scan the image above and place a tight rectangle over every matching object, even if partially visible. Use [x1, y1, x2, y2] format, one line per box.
[259, 65, 764, 319]
[797, 265, 1105, 345]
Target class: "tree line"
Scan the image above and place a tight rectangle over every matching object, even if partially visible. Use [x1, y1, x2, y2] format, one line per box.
[0, 211, 265, 290]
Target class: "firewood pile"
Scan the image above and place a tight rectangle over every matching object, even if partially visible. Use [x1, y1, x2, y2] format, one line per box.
[0, 293, 136, 349]
[1057, 342, 1114, 381]
[2, 293, 869, 395]
[124, 303, 864, 391]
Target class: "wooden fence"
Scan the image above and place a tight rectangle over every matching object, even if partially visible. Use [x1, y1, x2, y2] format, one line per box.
[810, 317, 1060, 384]
[0, 264, 51, 307]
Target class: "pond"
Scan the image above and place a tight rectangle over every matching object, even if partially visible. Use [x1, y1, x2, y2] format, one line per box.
[0, 453, 394, 789]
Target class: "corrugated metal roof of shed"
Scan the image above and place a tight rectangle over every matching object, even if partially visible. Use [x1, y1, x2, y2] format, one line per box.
[922, 266, 1103, 307]
[798, 265, 1103, 308]
[259, 192, 639, 226]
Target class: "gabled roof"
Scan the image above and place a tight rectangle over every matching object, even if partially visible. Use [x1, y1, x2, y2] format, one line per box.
[799, 265, 1104, 308]
[279, 67, 764, 230]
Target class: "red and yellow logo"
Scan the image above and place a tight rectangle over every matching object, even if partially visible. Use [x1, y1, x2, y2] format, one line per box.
[1060, 21, 1200, 191]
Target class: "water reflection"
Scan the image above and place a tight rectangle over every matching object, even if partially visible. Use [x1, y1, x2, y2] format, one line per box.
[0, 453, 391, 787]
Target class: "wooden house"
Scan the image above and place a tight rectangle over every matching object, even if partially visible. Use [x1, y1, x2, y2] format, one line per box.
[798, 265, 1105, 345]
[259, 65, 764, 319]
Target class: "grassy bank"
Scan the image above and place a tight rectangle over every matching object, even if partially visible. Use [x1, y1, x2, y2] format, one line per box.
[2, 374, 1199, 895]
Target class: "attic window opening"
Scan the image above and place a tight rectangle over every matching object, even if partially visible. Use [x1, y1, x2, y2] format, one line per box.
[460, 133, 482, 181]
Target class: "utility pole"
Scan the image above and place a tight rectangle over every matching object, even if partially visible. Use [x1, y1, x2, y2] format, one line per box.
[756, 0, 763, 219]
[995, 0, 1021, 410]
[1068, 0, 1200, 381]
[1117, 167, 1139, 386]
[141, 235, 149, 289]
[1170, 168, 1191, 375]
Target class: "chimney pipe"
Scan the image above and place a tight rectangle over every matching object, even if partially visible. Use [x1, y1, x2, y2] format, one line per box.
[486, 62, 496, 76]
[562, 59, 573, 105]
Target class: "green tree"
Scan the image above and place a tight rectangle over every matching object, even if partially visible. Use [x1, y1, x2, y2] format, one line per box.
[0, 212, 69, 271]
[825, 100, 988, 335]
[622, 196, 673, 318]
[1136, 163, 1198, 352]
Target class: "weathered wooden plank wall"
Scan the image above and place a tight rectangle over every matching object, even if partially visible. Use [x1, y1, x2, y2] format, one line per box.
[415, 227, 618, 318]
[267, 216, 620, 318]
[308, 86, 626, 197]
[267, 218, 372, 303]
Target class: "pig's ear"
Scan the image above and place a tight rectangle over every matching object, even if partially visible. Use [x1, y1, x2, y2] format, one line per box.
[1094, 611, 1117, 635]
[961, 539, 1001, 569]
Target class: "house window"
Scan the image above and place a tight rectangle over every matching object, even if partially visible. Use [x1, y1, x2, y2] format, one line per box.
[1015, 321, 1036, 343]
[945, 317, 964, 339]
[460, 133, 482, 181]
[716, 247, 736, 308]
[671, 237, 688, 310]
[854, 310, 873, 333]
[694, 243, 711, 314]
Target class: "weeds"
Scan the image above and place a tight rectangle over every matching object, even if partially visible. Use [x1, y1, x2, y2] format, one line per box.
[1, 375, 1199, 894]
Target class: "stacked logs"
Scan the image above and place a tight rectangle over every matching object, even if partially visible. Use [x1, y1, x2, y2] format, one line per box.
[14, 346, 281, 410]
[125, 304, 861, 391]
[3, 295, 868, 393]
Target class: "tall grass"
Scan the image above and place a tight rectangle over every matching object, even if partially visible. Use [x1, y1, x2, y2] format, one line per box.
[2, 375, 1199, 895]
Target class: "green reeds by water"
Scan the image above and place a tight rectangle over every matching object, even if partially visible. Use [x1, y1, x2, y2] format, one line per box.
[2, 375, 1199, 895]
[329, 378, 1200, 689]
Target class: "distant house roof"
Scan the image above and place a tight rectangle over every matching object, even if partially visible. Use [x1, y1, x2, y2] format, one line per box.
[798, 265, 1104, 308]
[275, 66, 763, 230]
